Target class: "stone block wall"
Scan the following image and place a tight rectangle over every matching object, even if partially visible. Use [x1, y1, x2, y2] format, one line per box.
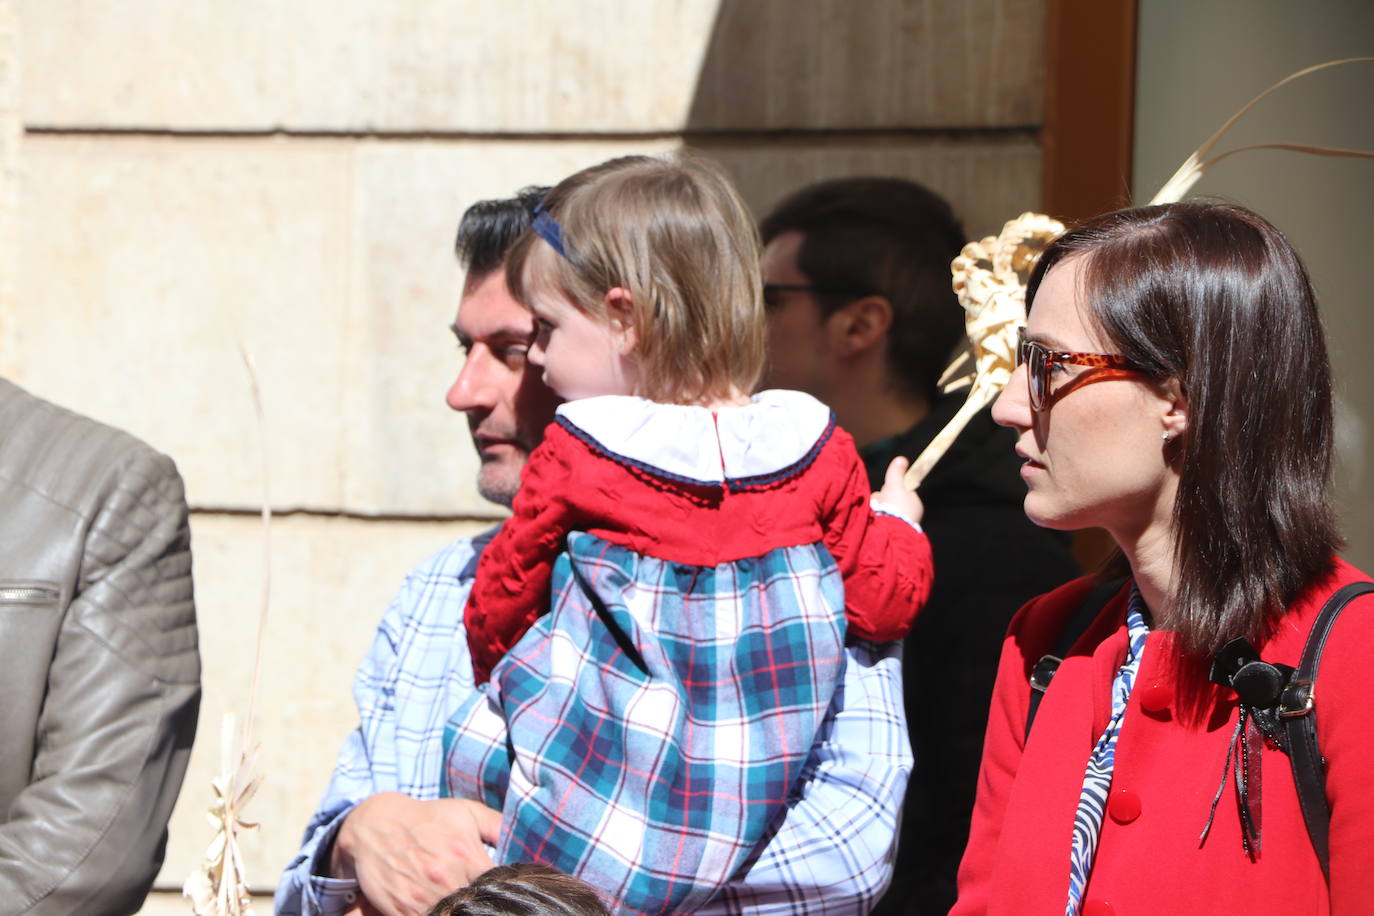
[1, 0, 1048, 907]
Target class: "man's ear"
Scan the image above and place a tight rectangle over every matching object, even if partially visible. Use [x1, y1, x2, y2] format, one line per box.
[604, 287, 638, 355]
[827, 295, 893, 359]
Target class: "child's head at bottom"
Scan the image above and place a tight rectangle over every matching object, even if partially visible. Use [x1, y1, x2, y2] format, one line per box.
[506, 153, 764, 407]
[424, 863, 612, 916]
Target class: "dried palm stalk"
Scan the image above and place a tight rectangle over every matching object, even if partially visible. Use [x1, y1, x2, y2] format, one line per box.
[1149, 57, 1374, 205]
[905, 57, 1374, 489]
[185, 346, 272, 915]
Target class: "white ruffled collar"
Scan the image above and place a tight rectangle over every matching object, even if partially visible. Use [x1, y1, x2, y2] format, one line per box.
[555, 390, 833, 485]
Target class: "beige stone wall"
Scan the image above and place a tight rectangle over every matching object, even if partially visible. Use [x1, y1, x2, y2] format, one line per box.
[21, 0, 1038, 133]
[4, 0, 1048, 907]
[9, 133, 683, 516]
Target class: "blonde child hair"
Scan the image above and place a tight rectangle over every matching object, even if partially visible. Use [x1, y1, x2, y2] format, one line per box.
[505, 153, 765, 405]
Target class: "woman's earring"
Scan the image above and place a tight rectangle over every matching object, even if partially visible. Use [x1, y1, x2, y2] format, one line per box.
[1162, 431, 1171, 441]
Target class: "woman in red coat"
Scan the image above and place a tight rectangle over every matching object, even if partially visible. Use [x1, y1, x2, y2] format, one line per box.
[952, 202, 1374, 916]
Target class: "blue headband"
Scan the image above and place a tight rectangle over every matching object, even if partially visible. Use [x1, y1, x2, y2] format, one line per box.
[531, 206, 570, 261]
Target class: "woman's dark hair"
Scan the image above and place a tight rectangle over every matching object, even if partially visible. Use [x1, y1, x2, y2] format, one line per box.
[425, 864, 611, 916]
[1028, 201, 1341, 655]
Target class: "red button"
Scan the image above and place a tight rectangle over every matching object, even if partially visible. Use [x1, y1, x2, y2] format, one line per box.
[1083, 900, 1115, 916]
[1109, 787, 1142, 823]
[1139, 682, 1173, 714]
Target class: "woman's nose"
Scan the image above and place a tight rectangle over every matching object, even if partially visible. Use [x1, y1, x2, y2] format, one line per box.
[991, 363, 1033, 430]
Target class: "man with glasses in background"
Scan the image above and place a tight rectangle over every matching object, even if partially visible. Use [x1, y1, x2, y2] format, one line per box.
[759, 177, 1081, 916]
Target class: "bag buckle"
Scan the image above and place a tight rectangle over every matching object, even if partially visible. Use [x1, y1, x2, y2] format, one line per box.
[1029, 654, 1062, 693]
[1279, 679, 1315, 718]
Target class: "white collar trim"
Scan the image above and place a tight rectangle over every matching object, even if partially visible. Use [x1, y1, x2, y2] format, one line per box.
[555, 390, 833, 485]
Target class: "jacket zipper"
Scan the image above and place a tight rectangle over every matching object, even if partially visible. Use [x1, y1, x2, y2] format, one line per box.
[0, 586, 59, 603]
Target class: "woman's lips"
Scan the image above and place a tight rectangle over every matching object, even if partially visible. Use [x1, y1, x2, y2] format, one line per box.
[1015, 446, 1046, 474]
[1015, 443, 1041, 461]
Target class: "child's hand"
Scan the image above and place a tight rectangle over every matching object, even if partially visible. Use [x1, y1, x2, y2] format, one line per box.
[873, 456, 924, 526]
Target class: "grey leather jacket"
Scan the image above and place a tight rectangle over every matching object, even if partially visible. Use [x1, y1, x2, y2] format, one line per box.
[0, 379, 200, 915]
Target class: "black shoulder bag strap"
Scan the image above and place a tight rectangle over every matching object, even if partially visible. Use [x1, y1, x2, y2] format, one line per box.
[1026, 577, 1128, 741]
[1279, 580, 1374, 883]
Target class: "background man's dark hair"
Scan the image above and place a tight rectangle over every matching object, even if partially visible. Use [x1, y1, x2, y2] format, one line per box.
[455, 185, 551, 275]
[760, 177, 967, 402]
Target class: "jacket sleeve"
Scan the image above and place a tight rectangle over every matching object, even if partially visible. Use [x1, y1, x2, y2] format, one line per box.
[276, 574, 417, 916]
[465, 433, 579, 683]
[277, 534, 492, 916]
[1314, 590, 1374, 914]
[272, 757, 366, 916]
[0, 446, 199, 916]
[818, 433, 933, 642]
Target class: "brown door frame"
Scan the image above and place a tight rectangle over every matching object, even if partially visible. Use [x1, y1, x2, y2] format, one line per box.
[1041, 0, 1138, 568]
[1042, 0, 1139, 222]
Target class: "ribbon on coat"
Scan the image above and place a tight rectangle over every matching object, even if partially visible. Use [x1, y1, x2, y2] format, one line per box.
[1201, 637, 1296, 859]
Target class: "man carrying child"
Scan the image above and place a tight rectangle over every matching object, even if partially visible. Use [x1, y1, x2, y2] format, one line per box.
[279, 166, 924, 916]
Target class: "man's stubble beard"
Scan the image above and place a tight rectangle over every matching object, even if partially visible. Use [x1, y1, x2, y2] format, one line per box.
[475, 457, 521, 509]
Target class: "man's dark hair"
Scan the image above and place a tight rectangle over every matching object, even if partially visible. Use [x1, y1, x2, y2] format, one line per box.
[760, 177, 967, 402]
[425, 863, 611, 916]
[455, 186, 552, 276]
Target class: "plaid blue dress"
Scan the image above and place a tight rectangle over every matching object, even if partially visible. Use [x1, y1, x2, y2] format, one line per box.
[443, 391, 931, 914]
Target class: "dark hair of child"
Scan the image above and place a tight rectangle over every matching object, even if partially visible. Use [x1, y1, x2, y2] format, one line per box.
[424, 864, 612, 916]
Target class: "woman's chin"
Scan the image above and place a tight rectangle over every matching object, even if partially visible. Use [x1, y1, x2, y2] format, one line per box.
[1022, 497, 1090, 533]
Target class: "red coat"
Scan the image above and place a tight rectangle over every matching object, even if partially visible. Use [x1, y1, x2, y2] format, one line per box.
[953, 558, 1374, 916]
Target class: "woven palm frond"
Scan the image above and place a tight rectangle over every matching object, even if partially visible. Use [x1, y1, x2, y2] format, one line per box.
[905, 213, 1063, 488]
[184, 716, 263, 916]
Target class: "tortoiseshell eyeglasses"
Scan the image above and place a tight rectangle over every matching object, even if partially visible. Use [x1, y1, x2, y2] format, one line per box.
[1016, 326, 1154, 410]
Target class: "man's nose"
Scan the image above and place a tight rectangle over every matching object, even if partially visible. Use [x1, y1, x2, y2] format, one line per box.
[446, 349, 497, 413]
